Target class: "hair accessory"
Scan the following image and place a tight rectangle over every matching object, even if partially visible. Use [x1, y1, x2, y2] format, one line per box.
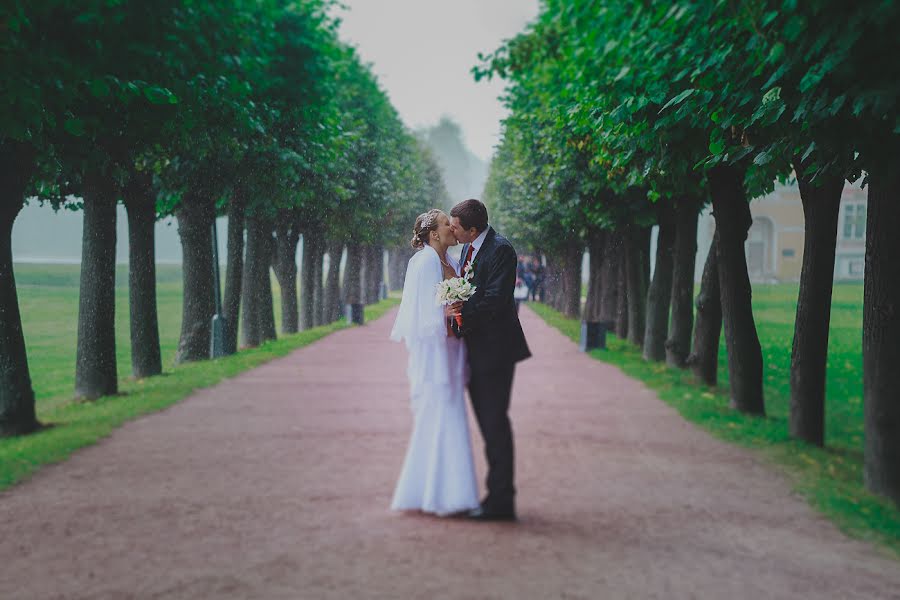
[419, 213, 436, 231]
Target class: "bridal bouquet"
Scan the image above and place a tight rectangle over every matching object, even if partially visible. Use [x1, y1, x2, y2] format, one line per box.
[435, 265, 476, 327]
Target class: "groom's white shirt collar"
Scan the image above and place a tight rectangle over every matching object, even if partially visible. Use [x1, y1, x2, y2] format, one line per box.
[470, 226, 490, 260]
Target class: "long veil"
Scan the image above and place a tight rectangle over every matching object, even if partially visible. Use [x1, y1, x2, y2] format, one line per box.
[390, 245, 451, 398]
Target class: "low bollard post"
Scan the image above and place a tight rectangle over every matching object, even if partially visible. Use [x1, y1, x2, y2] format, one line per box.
[579, 320, 611, 352]
[345, 303, 365, 325]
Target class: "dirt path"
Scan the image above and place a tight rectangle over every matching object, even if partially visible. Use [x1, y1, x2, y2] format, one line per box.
[1, 306, 898, 599]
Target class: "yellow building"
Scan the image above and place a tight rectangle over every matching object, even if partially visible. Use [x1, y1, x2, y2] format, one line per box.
[696, 180, 867, 283]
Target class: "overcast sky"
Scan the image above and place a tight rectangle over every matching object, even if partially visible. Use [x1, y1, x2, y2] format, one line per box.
[334, 0, 540, 163]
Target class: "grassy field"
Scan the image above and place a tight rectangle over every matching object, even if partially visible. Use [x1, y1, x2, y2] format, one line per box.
[1, 263, 399, 491]
[530, 282, 900, 557]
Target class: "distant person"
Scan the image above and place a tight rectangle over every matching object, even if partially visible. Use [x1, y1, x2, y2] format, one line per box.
[514, 277, 529, 312]
[520, 255, 534, 300]
[529, 256, 544, 302]
[517, 255, 527, 281]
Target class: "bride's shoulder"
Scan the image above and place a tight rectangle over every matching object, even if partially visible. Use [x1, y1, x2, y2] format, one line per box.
[407, 247, 433, 272]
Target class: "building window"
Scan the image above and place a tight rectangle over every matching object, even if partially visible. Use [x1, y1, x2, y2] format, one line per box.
[849, 260, 864, 276]
[843, 203, 866, 240]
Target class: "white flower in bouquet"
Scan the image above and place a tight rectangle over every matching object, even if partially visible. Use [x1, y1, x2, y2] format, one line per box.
[435, 276, 477, 305]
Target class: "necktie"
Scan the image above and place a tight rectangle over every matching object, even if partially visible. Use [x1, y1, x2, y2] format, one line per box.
[454, 244, 475, 331]
[463, 244, 474, 273]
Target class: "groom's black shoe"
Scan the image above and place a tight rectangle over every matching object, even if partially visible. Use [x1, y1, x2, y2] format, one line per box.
[467, 505, 517, 522]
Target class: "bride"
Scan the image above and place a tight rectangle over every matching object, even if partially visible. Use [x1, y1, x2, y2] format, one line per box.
[389, 209, 480, 516]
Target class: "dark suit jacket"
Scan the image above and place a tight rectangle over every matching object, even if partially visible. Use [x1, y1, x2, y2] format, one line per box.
[457, 227, 531, 374]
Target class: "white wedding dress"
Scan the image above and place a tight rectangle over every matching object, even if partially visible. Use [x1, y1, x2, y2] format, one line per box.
[389, 244, 480, 516]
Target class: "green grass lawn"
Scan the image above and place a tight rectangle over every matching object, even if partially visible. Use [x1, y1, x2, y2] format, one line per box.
[2, 263, 399, 491]
[530, 282, 900, 557]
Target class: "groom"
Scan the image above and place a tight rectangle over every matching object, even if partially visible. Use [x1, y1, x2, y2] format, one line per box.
[449, 199, 531, 521]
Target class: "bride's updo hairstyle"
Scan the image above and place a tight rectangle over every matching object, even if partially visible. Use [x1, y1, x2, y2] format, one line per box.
[410, 209, 444, 249]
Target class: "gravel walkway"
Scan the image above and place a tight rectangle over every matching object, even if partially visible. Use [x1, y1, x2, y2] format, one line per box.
[1, 305, 898, 599]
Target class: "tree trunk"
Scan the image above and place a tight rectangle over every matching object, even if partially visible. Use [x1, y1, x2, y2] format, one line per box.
[75, 172, 119, 398]
[360, 244, 373, 305]
[583, 230, 605, 321]
[388, 247, 413, 291]
[551, 253, 567, 313]
[299, 230, 321, 331]
[323, 240, 343, 324]
[373, 244, 385, 302]
[240, 216, 263, 348]
[222, 191, 245, 355]
[689, 229, 722, 386]
[640, 225, 652, 301]
[387, 249, 400, 292]
[863, 165, 900, 503]
[274, 215, 300, 333]
[175, 191, 215, 364]
[599, 231, 620, 324]
[123, 170, 161, 378]
[536, 251, 548, 303]
[542, 253, 558, 308]
[643, 205, 676, 361]
[343, 242, 364, 305]
[560, 241, 582, 318]
[625, 226, 647, 347]
[709, 165, 764, 415]
[0, 142, 39, 435]
[667, 198, 700, 368]
[615, 249, 629, 339]
[790, 170, 843, 446]
[259, 226, 277, 342]
[313, 237, 325, 326]
[362, 244, 384, 305]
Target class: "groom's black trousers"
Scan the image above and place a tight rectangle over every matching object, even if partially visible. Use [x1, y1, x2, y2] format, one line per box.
[468, 363, 516, 511]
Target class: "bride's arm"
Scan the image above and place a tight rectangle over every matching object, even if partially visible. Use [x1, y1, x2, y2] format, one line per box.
[391, 251, 445, 343]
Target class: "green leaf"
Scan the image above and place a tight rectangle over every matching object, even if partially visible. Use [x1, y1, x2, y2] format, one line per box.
[88, 78, 111, 98]
[143, 85, 179, 105]
[829, 95, 846, 116]
[800, 65, 825, 93]
[64, 118, 86, 137]
[801, 141, 816, 162]
[783, 15, 805, 41]
[659, 88, 695, 113]
[709, 139, 725, 155]
[614, 65, 630, 82]
[761, 64, 788, 90]
[762, 87, 782, 104]
[753, 151, 772, 166]
[767, 43, 785, 64]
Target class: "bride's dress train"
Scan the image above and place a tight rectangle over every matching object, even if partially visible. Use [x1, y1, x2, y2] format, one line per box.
[391, 335, 478, 515]
[389, 245, 479, 516]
